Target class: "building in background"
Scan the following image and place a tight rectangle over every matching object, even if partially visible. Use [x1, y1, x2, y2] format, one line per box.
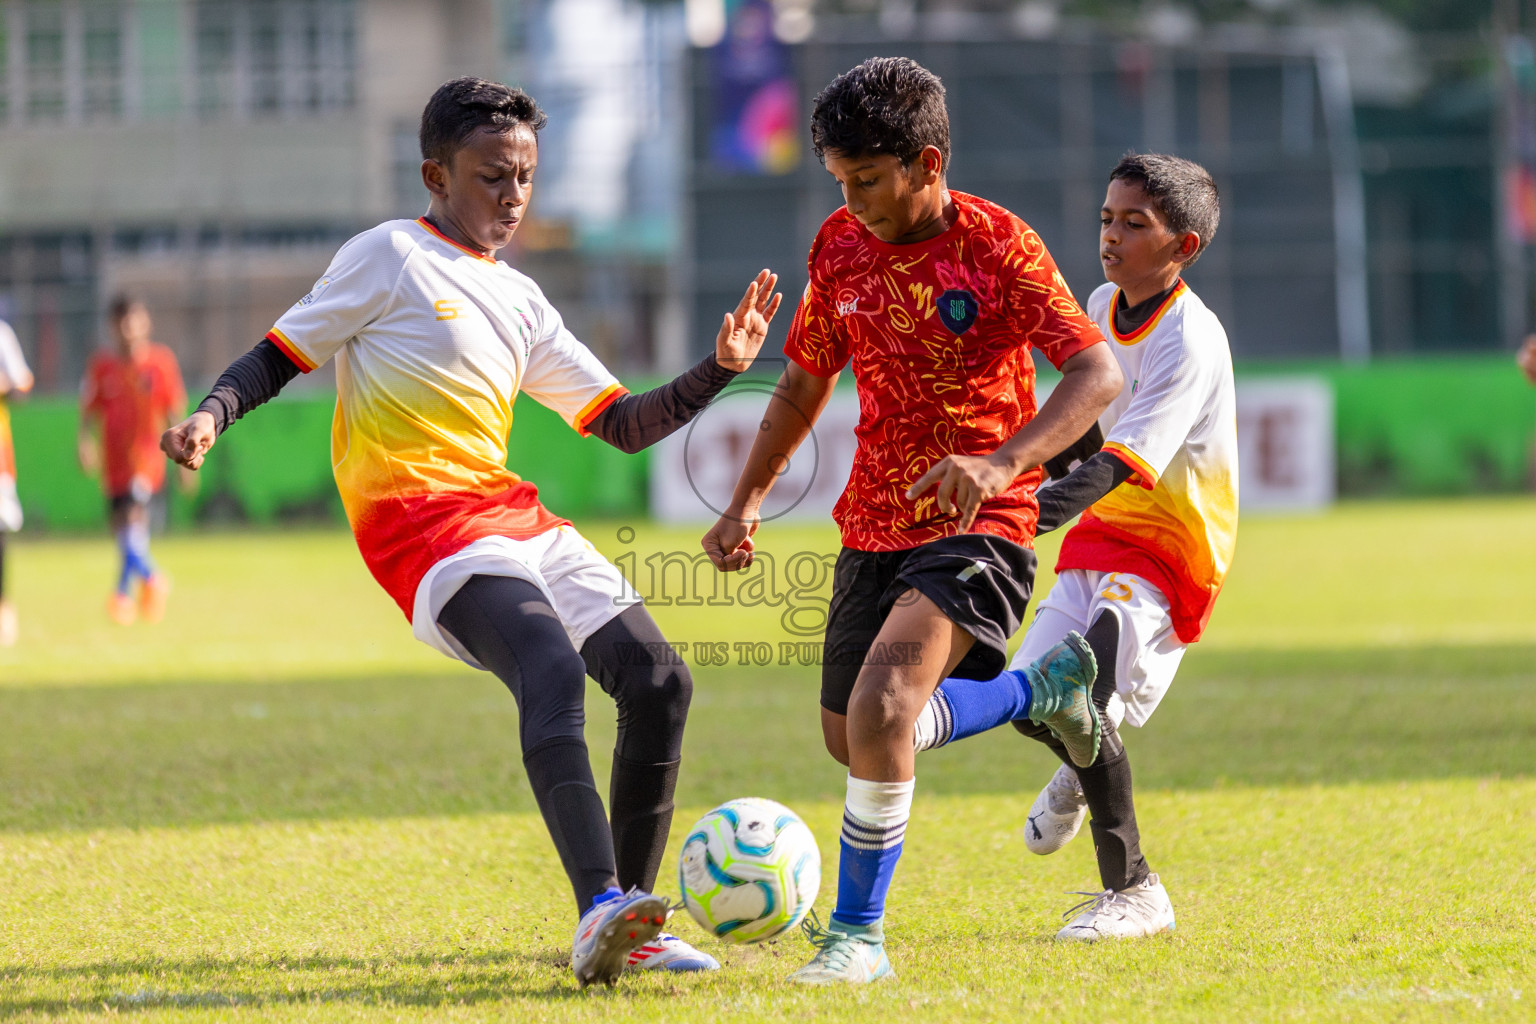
[0, 0, 1522, 399]
[0, 0, 688, 393]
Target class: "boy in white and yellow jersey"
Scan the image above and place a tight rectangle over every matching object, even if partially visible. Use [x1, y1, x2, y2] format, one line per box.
[914, 153, 1237, 940]
[162, 78, 783, 987]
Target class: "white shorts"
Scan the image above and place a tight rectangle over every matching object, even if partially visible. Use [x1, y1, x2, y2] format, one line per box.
[1009, 569, 1186, 729]
[411, 524, 642, 669]
[0, 473, 21, 533]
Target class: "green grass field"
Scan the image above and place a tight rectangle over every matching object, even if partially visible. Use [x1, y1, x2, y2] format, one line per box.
[2, 498, 1534, 1022]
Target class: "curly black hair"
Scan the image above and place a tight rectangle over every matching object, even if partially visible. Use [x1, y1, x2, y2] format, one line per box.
[419, 77, 548, 164]
[810, 57, 950, 167]
[1109, 153, 1220, 265]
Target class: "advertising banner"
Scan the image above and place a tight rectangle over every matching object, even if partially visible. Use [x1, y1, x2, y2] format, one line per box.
[651, 376, 1338, 523]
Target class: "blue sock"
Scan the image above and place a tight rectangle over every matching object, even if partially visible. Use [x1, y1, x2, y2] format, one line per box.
[923, 669, 1033, 747]
[832, 776, 913, 927]
[114, 530, 135, 595]
[124, 523, 155, 582]
[588, 885, 624, 911]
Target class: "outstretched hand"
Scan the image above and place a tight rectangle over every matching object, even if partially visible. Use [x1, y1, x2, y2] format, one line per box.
[716, 270, 782, 372]
[160, 411, 218, 471]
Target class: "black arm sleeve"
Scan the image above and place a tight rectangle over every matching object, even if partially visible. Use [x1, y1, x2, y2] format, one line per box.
[1036, 451, 1137, 534]
[196, 339, 304, 435]
[585, 354, 740, 454]
[1042, 421, 1105, 481]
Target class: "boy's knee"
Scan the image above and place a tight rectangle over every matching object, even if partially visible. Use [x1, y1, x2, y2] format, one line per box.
[846, 671, 919, 740]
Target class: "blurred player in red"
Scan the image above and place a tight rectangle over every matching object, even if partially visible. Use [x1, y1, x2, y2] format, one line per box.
[0, 314, 34, 646]
[79, 296, 187, 624]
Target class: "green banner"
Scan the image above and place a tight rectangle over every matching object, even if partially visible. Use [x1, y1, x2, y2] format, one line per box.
[7, 392, 649, 531]
[6, 355, 1534, 531]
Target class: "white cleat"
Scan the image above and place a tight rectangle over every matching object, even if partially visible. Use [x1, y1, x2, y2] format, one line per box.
[1024, 764, 1088, 855]
[626, 932, 721, 973]
[571, 889, 669, 987]
[1056, 873, 1175, 941]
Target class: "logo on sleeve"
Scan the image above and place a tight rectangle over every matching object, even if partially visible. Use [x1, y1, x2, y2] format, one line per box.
[937, 289, 978, 335]
[296, 276, 332, 308]
[513, 307, 535, 358]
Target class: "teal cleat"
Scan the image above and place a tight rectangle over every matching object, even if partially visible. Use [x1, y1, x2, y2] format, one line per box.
[1025, 631, 1102, 768]
[787, 912, 894, 985]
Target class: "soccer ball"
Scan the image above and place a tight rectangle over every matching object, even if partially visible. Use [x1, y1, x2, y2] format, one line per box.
[678, 797, 821, 943]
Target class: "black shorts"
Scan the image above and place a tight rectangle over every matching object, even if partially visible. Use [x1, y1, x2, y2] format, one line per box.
[820, 533, 1037, 715]
[107, 488, 161, 518]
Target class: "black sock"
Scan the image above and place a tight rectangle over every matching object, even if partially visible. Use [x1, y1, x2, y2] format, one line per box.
[581, 605, 692, 897]
[436, 575, 622, 915]
[1012, 611, 1150, 891]
[1076, 745, 1149, 891]
[1079, 610, 1149, 891]
[609, 754, 681, 893]
[523, 737, 620, 912]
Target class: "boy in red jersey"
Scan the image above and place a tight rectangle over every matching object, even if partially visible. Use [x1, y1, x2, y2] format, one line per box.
[162, 78, 782, 987]
[702, 57, 1123, 984]
[80, 296, 186, 624]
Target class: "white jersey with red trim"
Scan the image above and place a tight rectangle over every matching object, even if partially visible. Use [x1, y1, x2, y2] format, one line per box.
[1055, 280, 1238, 643]
[265, 217, 627, 618]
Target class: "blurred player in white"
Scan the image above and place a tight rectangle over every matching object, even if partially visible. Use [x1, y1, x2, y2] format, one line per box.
[914, 153, 1238, 940]
[0, 315, 34, 646]
[161, 78, 782, 987]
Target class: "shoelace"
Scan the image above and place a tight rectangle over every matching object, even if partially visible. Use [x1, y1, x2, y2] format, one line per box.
[1062, 888, 1116, 921]
[799, 910, 857, 969]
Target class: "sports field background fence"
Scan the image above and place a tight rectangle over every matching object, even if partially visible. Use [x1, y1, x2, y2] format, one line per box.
[7, 355, 1532, 532]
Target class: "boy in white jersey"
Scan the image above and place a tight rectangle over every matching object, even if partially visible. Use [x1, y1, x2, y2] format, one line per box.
[0, 315, 33, 646]
[161, 78, 783, 987]
[914, 153, 1237, 940]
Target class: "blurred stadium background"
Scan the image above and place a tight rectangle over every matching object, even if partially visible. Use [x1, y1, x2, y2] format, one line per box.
[0, 0, 1533, 531]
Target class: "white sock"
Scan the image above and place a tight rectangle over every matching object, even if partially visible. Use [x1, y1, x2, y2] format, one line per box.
[912, 689, 954, 752]
[844, 774, 915, 830]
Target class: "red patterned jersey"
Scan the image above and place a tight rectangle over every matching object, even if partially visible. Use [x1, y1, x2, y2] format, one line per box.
[80, 344, 187, 495]
[784, 192, 1105, 551]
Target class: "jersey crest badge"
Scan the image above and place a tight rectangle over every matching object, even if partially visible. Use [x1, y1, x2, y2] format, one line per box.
[937, 289, 978, 335]
[836, 296, 859, 317]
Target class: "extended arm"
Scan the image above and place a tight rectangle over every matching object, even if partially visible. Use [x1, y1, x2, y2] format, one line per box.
[197, 340, 301, 433]
[1036, 451, 1135, 534]
[907, 343, 1123, 531]
[701, 361, 838, 570]
[586, 354, 738, 454]
[1042, 422, 1104, 481]
[588, 270, 781, 454]
[161, 339, 302, 469]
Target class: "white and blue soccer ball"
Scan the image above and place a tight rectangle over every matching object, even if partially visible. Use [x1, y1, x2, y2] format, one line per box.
[678, 797, 821, 943]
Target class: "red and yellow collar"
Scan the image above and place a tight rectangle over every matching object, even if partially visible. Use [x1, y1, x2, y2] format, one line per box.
[1109, 280, 1186, 345]
[416, 217, 499, 264]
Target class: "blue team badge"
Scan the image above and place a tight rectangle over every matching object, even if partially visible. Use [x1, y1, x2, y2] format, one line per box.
[937, 289, 978, 335]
